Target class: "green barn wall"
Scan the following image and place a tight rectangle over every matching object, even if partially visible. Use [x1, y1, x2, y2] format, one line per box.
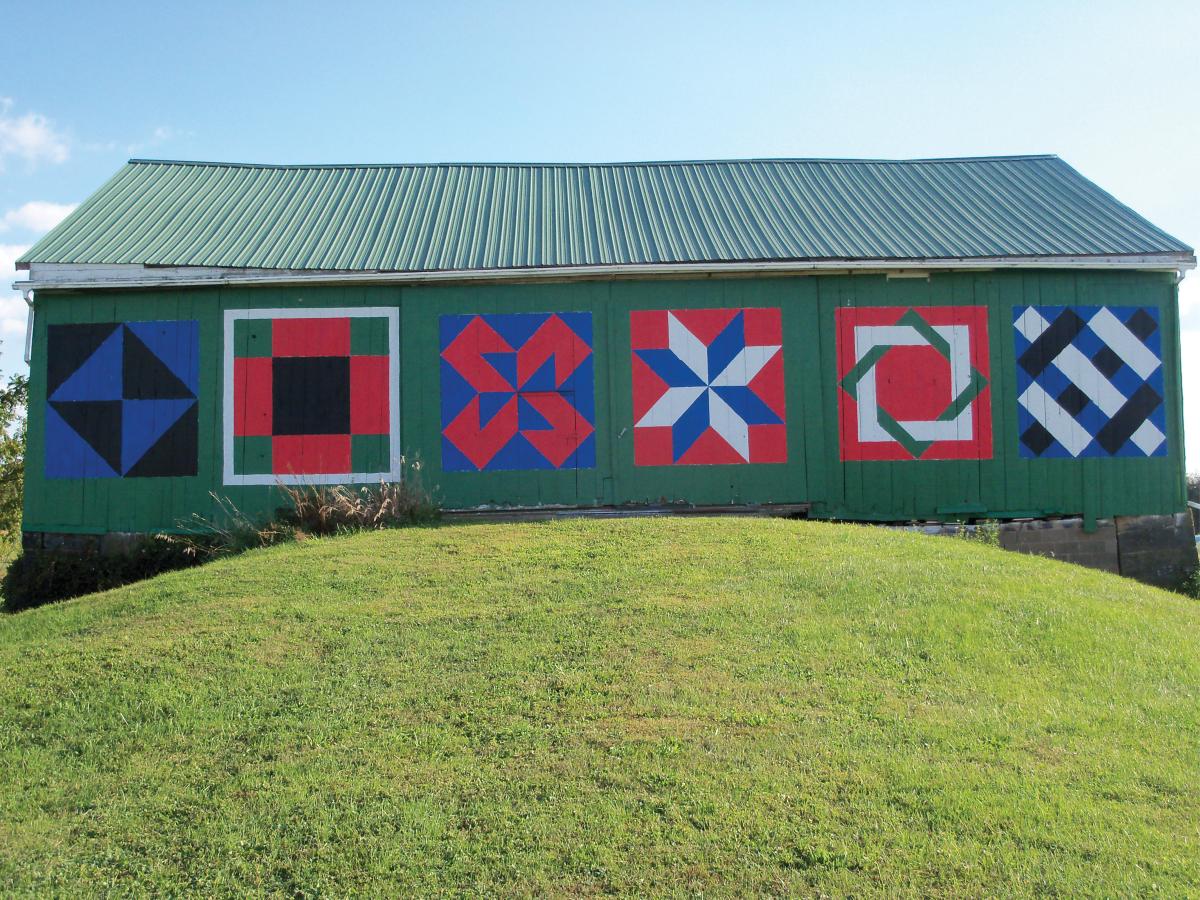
[23, 269, 1188, 536]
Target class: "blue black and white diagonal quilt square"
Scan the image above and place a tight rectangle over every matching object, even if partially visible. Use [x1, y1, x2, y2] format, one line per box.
[1013, 305, 1166, 459]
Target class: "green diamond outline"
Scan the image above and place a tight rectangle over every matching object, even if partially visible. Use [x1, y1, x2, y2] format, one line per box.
[839, 308, 988, 459]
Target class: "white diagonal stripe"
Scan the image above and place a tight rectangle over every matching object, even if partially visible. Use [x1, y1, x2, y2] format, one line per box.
[667, 313, 709, 382]
[1014, 307, 1050, 342]
[710, 344, 780, 387]
[708, 389, 750, 460]
[636, 385, 706, 428]
[1019, 382, 1093, 457]
[932, 324, 971, 398]
[1086, 307, 1161, 380]
[1050, 344, 1126, 417]
[1128, 420, 1165, 456]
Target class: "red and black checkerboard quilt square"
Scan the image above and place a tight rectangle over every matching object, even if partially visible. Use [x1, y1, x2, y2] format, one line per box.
[232, 316, 390, 475]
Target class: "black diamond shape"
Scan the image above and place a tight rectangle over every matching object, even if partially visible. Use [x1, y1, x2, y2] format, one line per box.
[1021, 422, 1056, 456]
[272, 356, 350, 435]
[1056, 384, 1090, 417]
[1091, 345, 1124, 379]
[1124, 308, 1158, 342]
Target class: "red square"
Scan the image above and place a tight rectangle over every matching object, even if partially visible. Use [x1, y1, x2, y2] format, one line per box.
[633, 426, 674, 466]
[835, 306, 991, 461]
[743, 307, 783, 345]
[350, 356, 389, 434]
[272, 435, 351, 474]
[630, 310, 668, 350]
[874, 344, 952, 421]
[273, 317, 351, 357]
[233, 357, 273, 436]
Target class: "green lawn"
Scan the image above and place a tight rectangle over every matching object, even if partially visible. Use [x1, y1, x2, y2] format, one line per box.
[1, 518, 1198, 896]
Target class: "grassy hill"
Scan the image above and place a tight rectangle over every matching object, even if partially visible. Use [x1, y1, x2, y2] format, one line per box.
[1, 518, 1197, 896]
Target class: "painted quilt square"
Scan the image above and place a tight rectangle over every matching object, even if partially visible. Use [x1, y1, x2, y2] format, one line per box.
[46, 320, 199, 479]
[225, 308, 399, 484]
[836, 306, 991, 461]
[440, 312, 595, 472]
[631, 308, 785, 465]
[1014, 305, 1166, 458]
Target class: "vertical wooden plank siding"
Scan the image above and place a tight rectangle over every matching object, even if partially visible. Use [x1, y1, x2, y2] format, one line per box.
[22, 269, 1188, 535]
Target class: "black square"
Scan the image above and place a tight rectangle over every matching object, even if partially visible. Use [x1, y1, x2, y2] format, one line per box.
[272, 356, 350, 435]
[1124, 308, 1158, 342]
[1091, 345, 1124, 379]
[1021, 422, 1056, 456]
[1056, 384, 1090, 417]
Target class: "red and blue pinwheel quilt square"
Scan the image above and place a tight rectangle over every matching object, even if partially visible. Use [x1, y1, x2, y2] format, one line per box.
[440, 312, 595, 471]
[631, 308, 786, 465]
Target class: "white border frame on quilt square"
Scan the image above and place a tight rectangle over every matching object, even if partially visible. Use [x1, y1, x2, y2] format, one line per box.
[222, 307, 402, 486]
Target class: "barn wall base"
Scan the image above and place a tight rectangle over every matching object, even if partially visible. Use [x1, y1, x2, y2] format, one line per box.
[983, 513, 1195, 588]
[19, 512, 1198, 591]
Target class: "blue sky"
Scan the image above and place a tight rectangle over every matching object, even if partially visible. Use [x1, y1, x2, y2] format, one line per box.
[2, 0, 1197, 468]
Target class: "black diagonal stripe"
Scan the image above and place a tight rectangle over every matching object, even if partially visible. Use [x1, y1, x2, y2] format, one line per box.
[1094, 384, 1162, 455]
[1124, 308, 1158, 342]
[1018, 309, 1086, 377]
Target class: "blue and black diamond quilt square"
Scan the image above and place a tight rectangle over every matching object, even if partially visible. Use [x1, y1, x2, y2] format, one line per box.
[46, 321, 200, 478]
[1014, 305, 1166, 458]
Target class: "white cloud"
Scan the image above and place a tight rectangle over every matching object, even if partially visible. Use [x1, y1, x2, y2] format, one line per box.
[0, 243, 30, 374]
[0, 200, 77, 235]
[126, 124, 191, 154]
[0, 98, 69, 170]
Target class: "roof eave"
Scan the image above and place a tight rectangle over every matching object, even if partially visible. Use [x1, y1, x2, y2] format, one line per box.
[13, 253, 1197, 294]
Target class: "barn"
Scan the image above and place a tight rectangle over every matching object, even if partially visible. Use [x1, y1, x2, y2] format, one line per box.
[13, 156, 1198, 583]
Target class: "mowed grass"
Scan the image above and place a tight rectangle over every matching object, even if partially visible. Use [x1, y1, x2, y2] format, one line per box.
[1, 518, 1198, 896]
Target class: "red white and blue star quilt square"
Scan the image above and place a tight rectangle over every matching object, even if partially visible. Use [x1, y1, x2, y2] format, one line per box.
[631, 307, 786, 465]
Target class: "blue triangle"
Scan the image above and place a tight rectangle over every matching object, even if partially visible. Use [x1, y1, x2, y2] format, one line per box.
[44, 405, 118, 478]
[125, 321, 199, 393]
[478, 391, 514, 427]
[441, 436, 479, 472]
[521, 355, 557, 392]
[558, 311, 592, 345]
[558, 357, 595, 421]
[51, 328, 123, 401]
[487, 313, 548, 351]
[440, 360, 477, 423]
[121, 399, 195, 473]
[518, 396, 553, 431]
[482, 352, 518, 390]
[485, 432, 552, 471]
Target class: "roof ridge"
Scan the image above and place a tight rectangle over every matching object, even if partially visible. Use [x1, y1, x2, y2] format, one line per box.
[125, 155, 1063, 171]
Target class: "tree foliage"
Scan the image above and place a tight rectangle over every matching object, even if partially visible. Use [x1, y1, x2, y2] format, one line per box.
[0, 373, 28, 540]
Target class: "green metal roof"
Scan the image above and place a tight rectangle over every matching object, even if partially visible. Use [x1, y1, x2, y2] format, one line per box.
[18, 156, 1193, 273]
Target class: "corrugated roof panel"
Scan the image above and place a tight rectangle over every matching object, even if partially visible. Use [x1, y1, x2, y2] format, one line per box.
[18, 156, 1193, 272]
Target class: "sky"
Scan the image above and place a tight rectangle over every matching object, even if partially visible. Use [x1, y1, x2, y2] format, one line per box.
[1, 0, 1197, 469]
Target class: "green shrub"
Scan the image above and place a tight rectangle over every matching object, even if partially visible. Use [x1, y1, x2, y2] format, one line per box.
[1180, 565, 1200, 600]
